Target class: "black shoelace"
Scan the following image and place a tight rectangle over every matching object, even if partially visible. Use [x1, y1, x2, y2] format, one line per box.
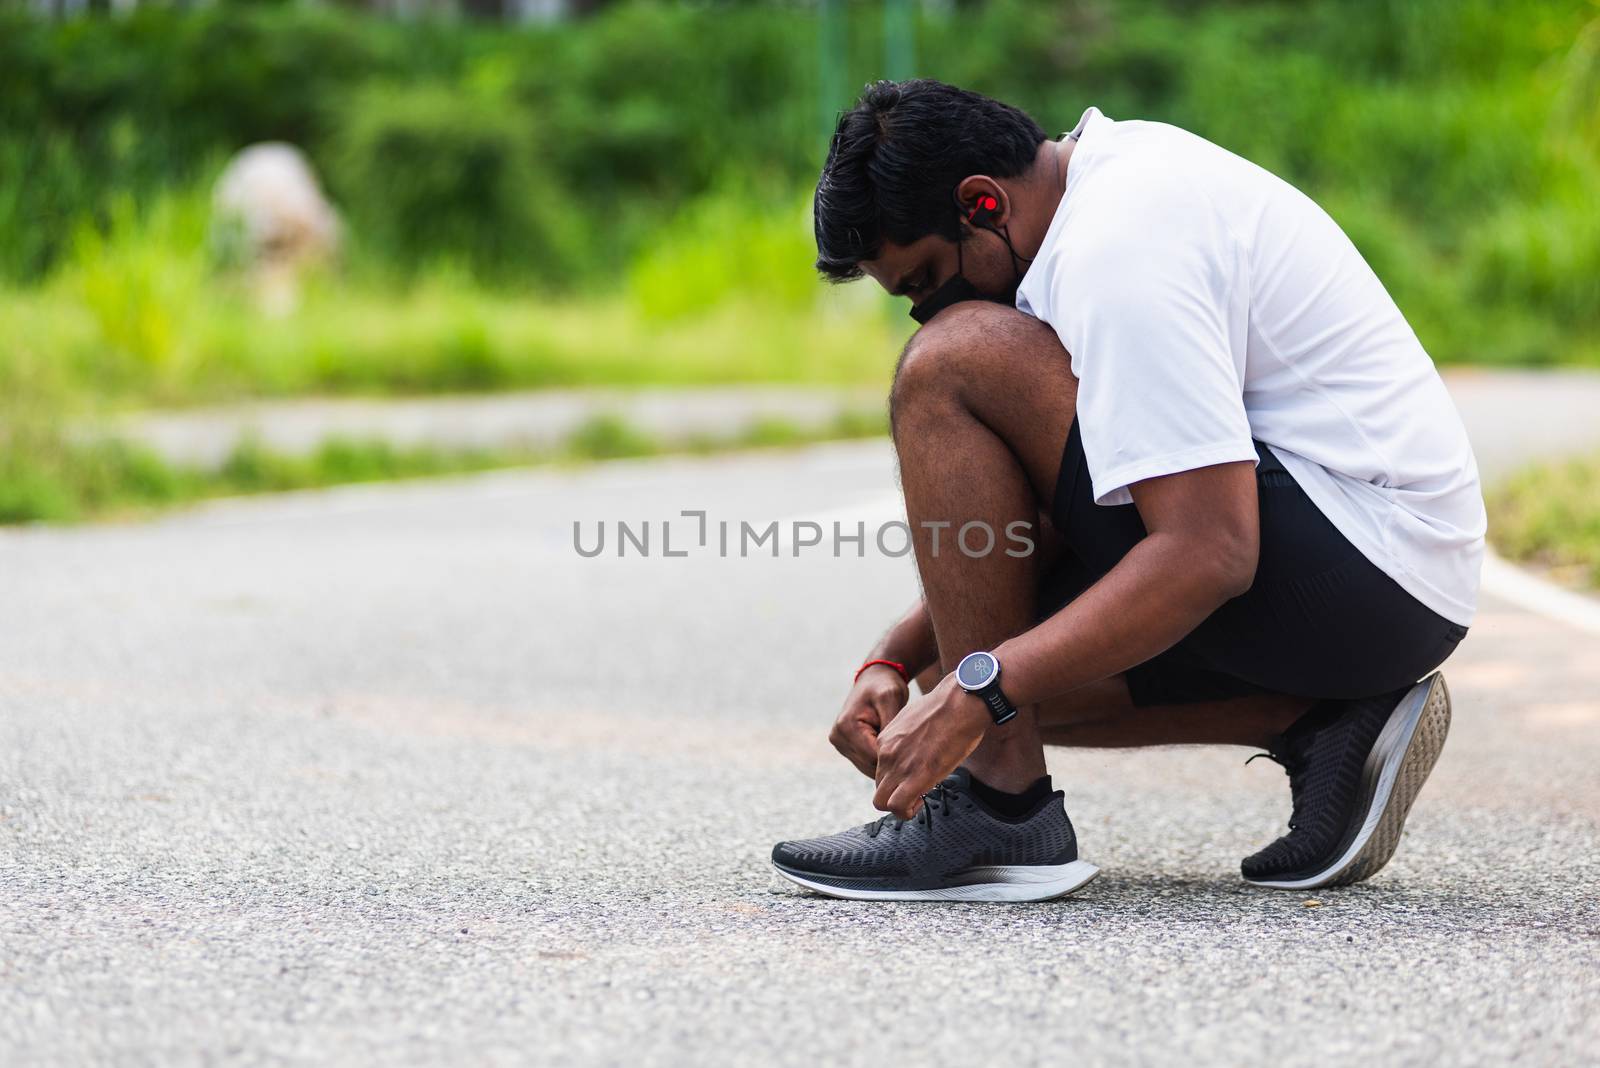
[865, 782, 970, 838]
[1246, 751, 1309, 830]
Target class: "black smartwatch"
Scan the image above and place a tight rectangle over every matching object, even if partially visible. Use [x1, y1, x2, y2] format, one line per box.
[955, 651, 1018, 725]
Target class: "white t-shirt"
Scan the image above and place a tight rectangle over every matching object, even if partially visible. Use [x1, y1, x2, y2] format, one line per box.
[1015, 107, 1485, 626]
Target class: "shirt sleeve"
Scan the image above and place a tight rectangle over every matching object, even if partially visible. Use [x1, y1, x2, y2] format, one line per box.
[1055, 173, 1257, 507]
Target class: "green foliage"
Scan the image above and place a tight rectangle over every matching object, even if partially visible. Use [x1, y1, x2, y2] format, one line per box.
[1490, 453, 1600, 587]
[0, 426, 190, 522]
[628, 192, 818, 320]
[0, 5, 415, 278]
[564, 414, 659, 460]
[324, 81, 581, 282]
[828, 406, 890, 440]
[0, 251, 902, 408]
[216, 434, 506, 493]
[0, 0, 1596, 485]
[2, 0, 1594, 366]
[2, 0, 1593, 523]
[742, 417, 807, 448]
[0, 3, 817, 286]
[57, 191, 214, 394]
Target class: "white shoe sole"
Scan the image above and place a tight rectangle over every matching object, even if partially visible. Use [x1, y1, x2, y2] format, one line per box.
[772, 858, 1101, 902]
[1247, 672, 1452, 890]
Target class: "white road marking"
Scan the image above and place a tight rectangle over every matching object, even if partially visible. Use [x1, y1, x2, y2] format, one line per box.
[1480, 549, 1600, 636]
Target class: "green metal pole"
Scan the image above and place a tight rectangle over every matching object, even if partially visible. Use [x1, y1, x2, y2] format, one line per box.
[883, 0, 915, 82]
[819, 0, 845, 150]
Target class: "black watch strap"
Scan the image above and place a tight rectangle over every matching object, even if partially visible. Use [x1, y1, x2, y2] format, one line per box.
[978, 684, 1018, 726]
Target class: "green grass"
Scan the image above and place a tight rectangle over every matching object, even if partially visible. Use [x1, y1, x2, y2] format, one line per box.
[0, 186, 904, 410]
[0, 407, 889, 524]
[1489, 453, 1600, 588]
[2, 279, 903, 403]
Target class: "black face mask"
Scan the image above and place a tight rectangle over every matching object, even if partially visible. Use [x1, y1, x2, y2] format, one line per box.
[907, 221, 1029, 325]
[908, 270, 988, 325]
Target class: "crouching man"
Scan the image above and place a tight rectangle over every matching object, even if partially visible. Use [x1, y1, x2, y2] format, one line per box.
[771, 80, 1485, 901]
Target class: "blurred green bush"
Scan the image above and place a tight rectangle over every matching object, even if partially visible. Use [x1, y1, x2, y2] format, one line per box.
[325, 81, 582, 282]
[0, 0, 1595, 374]
[1490, 451, 1600, 588]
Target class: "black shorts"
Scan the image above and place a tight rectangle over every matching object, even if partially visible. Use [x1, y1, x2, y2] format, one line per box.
[1043, 422, 1468, 707]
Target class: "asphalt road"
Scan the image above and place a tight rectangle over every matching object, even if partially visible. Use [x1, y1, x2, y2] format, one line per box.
[3, 441, 1597, 1065]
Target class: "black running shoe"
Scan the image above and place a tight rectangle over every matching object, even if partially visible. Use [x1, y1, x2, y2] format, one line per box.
[1242, 673, 1452, 889]
[771, 768, 1099, 902]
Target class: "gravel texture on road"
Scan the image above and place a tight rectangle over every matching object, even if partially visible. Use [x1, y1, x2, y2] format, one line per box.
[3, 442, 1596, 1065]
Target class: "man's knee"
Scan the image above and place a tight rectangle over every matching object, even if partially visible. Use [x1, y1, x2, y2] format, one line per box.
[890, 303, 1069, 430]
[889, 302, 1049, 428]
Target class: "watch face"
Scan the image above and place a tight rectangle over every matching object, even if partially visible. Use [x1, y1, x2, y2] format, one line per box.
[957, 652, 997, 689]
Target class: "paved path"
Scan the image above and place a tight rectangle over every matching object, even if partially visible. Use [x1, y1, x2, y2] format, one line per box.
[1441, 367, 1600, 481]
[110, 368, 1600, 477]
[2, 441, 1597, 1065]
[114, 386, 887, 467]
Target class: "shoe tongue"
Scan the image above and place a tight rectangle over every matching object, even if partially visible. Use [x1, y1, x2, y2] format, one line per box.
[941, 767, 973, 792]
[1282, 700, 1341, 755]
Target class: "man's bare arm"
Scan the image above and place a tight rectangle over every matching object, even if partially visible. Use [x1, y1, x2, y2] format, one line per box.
[995, 460, 1259, 706]
[869, 598, 940, 679]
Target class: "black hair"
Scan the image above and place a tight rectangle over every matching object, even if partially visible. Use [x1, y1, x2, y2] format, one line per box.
[813, 79, 1048, 282]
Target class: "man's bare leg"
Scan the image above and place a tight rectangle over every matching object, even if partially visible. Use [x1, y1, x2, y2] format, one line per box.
[929, 664, 1310, 750]
[890, 304, 1082, 792]
[1036, 676, 1312, 749]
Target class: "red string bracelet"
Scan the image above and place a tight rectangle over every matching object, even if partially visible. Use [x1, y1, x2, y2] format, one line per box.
[855, 658, 911, 684]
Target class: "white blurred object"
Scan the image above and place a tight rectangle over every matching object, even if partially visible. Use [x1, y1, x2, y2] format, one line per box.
[212, 143, 342, 316]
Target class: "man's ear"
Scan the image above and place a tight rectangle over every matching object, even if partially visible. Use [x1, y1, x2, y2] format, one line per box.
[954, 176, 1008, 228]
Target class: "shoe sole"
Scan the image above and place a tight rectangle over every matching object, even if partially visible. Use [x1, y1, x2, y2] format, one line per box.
[1246, 672, 1452, 890]
[771, 859, 1101, 902]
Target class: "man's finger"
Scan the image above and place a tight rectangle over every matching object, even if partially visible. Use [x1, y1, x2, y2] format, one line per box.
[850, 722, 879, 763]
[873, 764, 925, 817]
[845, 740, 877, 778]
[887, 781, 925, 821]
[872, 767, 894, 811]
[841, 724, 878, 778]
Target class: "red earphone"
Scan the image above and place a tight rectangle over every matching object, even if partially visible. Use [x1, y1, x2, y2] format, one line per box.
[967, 194, 1000, 227]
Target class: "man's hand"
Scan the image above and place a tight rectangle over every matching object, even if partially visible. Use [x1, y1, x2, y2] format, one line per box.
[872, 673, 989, 819]
[829, 665, 910, 777]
